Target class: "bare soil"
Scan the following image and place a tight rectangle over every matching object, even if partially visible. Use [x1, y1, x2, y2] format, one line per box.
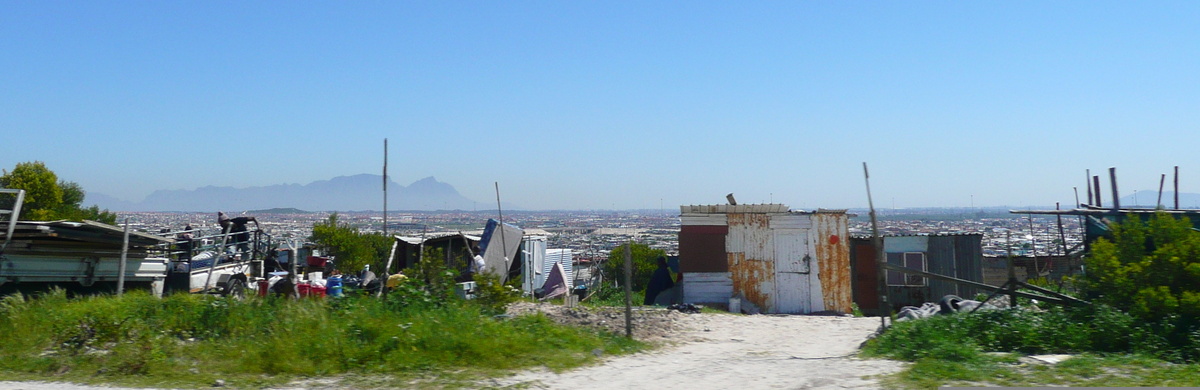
[492, 303, 908, 389]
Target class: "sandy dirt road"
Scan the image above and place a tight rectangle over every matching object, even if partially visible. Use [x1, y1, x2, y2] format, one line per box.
[0, 312, 906, 390]
[488, 312, 907, 389]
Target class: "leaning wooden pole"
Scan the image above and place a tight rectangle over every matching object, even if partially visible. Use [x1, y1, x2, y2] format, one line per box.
[117, 217, 130, 296]
[495, 182, 508, 277]
[378, 240, 398, 299]
[623, 241, 633, 339]
[863, 162, 887, 325]
[1093, 175, 1103, 208]
[1109, 167, 1121, 211]
[1158, 173, 1166, 209]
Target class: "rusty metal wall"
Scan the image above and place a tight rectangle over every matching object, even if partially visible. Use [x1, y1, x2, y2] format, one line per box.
[727, 213, 776, 311]
[813, 212, 853, 314]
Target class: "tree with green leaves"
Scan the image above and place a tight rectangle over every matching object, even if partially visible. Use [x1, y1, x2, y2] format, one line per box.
[0, 161, 117, 224]
[1079, 212, 1200, 321]
[309, 213, 393, 274]
[601, 242, 667, 294]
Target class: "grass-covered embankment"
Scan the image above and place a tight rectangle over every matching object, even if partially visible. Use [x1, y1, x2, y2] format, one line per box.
[0, 290, 644, 389]
[860, 304, 1200, 388]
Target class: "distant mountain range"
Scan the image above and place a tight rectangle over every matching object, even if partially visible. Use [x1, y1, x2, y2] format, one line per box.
[86, 175, 498, 212]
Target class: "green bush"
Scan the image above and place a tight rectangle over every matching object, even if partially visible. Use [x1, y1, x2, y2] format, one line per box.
[600, 243, 666, 293]
[309, 213, 393, 274]
[0, 289, 645, 387]
[472, 272, 521, 315]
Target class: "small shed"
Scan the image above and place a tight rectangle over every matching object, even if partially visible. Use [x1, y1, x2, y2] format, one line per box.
[849, 234, 983, 315]
[515, 236, 573, 294]
[678, 204, 853, 314]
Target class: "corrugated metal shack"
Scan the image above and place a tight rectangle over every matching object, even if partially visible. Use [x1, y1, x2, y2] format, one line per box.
[678, 204, 853, 314]
[390, 232, 480, 274]
[849, 234, 983, 315]
[1, 220, 172, 295]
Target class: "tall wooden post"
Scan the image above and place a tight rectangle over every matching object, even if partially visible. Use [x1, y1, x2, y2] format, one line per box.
[1093, 176, 1103, 208]
[383, 138, 388, 237]
[1086, 170, 1093, 205]
[117, 218, 130, 296]
[1109, 167, 1120, 211]
[1175, 166, 1181, 210]
[624, 242, 633, 338]
[863, 163, 887, 325]
[1158, 174, 1166, 209]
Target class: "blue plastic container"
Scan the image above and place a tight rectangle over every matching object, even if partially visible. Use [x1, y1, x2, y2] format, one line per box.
[327, 276, 343, 297]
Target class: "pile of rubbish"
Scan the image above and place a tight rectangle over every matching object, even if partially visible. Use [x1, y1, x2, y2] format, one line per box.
[896, 295, 1010, 321]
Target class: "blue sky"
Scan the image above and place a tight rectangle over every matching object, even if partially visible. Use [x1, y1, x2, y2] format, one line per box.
[3, 2, 1198, 210]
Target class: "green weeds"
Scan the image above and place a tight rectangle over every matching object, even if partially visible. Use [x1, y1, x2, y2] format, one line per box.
[863, 303, 1200, 388]
[0, 289, 644, 388]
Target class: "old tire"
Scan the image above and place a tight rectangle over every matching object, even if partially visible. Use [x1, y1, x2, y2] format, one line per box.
[225, 279, 246, 299]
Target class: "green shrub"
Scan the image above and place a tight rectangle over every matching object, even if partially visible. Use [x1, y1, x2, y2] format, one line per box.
[472, 272, 521, 315]
[601, 243, 666, 294]
[0, 289, 645, 387]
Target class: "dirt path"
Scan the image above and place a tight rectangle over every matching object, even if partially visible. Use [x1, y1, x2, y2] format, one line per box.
[488, 312, 907, 389]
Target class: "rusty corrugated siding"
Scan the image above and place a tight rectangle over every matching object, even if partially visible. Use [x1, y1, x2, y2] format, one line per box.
[727, 213, 776, 311]
[813, 212, 853, 314]
[729, 251, 774, 311]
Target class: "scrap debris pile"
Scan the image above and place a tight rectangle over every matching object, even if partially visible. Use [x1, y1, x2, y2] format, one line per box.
[506, 302, 693, 340]
[896, 294, 1012, 321]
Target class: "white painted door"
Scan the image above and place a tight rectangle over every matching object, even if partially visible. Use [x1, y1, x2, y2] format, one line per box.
[774, 229, 810, 314]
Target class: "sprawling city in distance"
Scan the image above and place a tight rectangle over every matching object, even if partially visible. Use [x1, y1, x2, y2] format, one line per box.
[7, 2, 1200, 389]
[120, 206, 1084, 262]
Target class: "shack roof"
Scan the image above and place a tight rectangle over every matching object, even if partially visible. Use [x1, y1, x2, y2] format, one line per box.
[392, 232, 481, 246]
[3, 220, 173, 247]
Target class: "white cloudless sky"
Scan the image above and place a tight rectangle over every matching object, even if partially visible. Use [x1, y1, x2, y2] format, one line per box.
[2, 1, 1198, 210]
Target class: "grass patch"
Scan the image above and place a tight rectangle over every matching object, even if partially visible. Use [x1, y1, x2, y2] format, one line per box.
[862, 303, 1200, 388]
[0, 289, 645, 388]
[879, 353, 1200, 389]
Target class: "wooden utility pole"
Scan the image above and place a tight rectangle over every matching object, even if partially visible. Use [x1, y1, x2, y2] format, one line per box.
[624, 242, 633, 338]
[383, 138, 389, 237]
[1158, 173, 1166, 209]
[495, 182, 509, 280]
[863, 163, 887, 325]
[1109, 167, 1120, 211]
[1086, 170, 1093, 205]
[117, 218, 130, 296]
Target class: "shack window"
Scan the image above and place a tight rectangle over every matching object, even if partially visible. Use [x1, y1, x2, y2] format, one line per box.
[886, 252, 927, 287]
